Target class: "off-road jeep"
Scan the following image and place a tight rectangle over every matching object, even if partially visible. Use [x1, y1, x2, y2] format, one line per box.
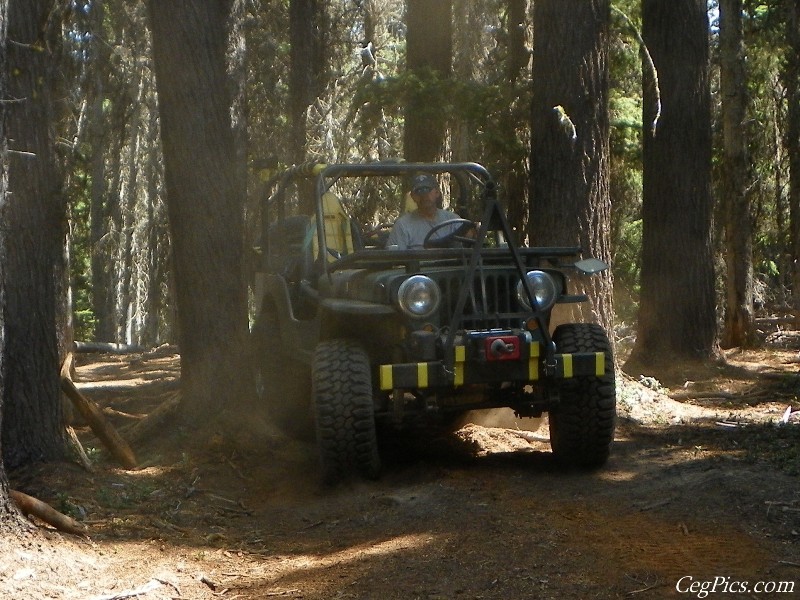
[251, 161, 616, 482]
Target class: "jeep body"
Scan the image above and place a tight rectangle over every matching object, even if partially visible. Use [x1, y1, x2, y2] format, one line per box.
[251, 161, 616, 482]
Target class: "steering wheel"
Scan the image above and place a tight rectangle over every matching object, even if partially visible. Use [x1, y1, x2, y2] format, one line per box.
[361, 223, 393, 247]
[423, 219, 479, 249]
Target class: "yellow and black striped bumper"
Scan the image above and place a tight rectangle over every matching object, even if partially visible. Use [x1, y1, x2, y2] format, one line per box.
[379, 345, 606, 391]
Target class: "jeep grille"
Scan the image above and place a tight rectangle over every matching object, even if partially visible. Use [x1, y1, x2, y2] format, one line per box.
[433, 270, 522, 330]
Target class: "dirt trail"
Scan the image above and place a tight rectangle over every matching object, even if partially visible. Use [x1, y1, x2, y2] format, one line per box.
[1, 345, 799, 599]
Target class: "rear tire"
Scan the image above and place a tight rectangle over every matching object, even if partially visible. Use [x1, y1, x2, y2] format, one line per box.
[548, 323, 616, 468]
[312, 339, 381, 484]
[252, 304, 312, 439]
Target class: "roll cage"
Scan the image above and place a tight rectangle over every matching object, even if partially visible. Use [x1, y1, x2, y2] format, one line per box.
[259, 161, 604, 375]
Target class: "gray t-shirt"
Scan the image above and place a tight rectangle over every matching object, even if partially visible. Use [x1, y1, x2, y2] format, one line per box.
[386, 208, 461, 250]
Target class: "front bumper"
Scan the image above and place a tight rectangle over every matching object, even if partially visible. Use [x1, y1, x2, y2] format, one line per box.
[379, 331, 606, 391]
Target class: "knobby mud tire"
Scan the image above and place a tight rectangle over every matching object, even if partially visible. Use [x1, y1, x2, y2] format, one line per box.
[312, 339, 381, 484]
[548, 323, 616, 469]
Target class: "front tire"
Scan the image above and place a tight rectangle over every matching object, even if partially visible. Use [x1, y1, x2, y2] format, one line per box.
[312, 339, 381, 484]
[548, 323, 616, 468]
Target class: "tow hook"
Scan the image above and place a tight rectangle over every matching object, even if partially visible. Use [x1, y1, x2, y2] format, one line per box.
[490, 338, 516, 357]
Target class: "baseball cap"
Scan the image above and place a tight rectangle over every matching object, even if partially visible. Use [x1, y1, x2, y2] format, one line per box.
[410, 174, 437, 194]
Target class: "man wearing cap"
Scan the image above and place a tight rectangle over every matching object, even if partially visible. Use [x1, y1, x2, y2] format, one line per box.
[386, 174, 463, 250]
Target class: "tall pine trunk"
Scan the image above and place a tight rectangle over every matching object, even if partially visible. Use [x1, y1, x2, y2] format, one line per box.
[786, 0, 800, 313]
[87, 0, 116, 342]
[2, 0, 67, 468]
[289, 0, 326, 166]
[148, 0, 255, 425]
[630, 0, 718, 365]
[720, 0, 755, 348]
[528, 0, 613, 334]
[404, 0, 452, 162]
[0, 0, 26, 528]
[504, 0, 530, 235]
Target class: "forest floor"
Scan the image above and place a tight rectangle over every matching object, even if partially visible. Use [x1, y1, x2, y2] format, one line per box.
[1, 330, 800, 599]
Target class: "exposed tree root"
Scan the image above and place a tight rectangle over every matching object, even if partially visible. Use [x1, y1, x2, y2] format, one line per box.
[10, 489, 87, 537]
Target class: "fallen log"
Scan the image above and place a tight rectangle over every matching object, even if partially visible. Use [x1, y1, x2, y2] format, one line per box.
[60, 353, 138, 470]
[102, 406, 147, 422]
[10, 489, 87, 536]
[73, 341, 144, 354]
[122, 392, 181, 446]
[669, 390, 737, 401]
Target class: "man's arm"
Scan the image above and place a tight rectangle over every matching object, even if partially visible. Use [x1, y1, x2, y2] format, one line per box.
[386, 219, 408, 249]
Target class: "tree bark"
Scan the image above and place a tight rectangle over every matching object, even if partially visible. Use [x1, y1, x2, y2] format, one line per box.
[785, 0, 800, 312]
[720, 0, 755, 348]
[506, 0, 529, 83]
[119, 70, 146, 344]
[503, 0, 530, 236]
[0, 0, 32, 531]
[528, 0, 614, 334]
[143, 100, 167, 347]
[290, 0, 326, 166]
[87, 0, 116, 343]
[147, 0, 255, 425]
[2, 0, 68, 468]
[404, 0, 453, 162]
[629, 0, 718, 365]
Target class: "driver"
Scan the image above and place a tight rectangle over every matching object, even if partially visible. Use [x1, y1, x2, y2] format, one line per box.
[386, 174, 462, 250]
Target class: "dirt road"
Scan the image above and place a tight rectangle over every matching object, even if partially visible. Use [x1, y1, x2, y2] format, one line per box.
[2, 347, 799, 599]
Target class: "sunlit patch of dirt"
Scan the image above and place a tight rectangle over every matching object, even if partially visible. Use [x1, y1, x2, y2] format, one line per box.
[2, 340, 799, 599]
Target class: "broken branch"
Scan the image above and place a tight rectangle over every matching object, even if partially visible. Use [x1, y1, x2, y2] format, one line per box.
[60, 353, 138, 470]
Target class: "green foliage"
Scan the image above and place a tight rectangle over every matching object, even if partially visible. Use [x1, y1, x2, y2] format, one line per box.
[610, 95, 642, 157]
[95, 482, 150, 510]
[57, 493, 87, 521]
[739, 423, 800, 476]
[608, 2, 645, 320]
[707, 0, 796, 303]
[53, 0, 799, 346]
[353, 69, 527, 152]
[66, 164, 96, 342]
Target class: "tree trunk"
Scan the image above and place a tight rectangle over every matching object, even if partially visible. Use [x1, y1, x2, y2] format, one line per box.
[289, 0, 326, 166]
[0, 0, 27, 530]
[786, 0, 800, 312]
[147, 0, 255, 425]
[528, 0, 614, 334]
[2, 0, 68, 468]
[404, 0, 453, 162]
[503, 0, 530, 238]
[143, 97, 170, 347]
[87, 0, 116, 343]
[720, 0, 755, 348]
[629, 0, 718, 365]
[119, 70, 146, 344]
[506, 0, 529, 82]
[230, 0, 249, 219]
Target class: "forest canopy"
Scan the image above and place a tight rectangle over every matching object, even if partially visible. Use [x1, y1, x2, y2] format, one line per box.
[49, 1, 798, 353]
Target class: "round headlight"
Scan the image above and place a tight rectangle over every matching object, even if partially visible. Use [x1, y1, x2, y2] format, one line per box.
[516, 270, 558, 312]
[397, 275, 441, 318]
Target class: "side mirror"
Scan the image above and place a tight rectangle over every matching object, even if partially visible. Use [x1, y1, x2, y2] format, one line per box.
[574, 258, 609, 276]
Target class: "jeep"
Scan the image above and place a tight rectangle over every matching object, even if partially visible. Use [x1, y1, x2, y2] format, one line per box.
[251, 161, 616, 482]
